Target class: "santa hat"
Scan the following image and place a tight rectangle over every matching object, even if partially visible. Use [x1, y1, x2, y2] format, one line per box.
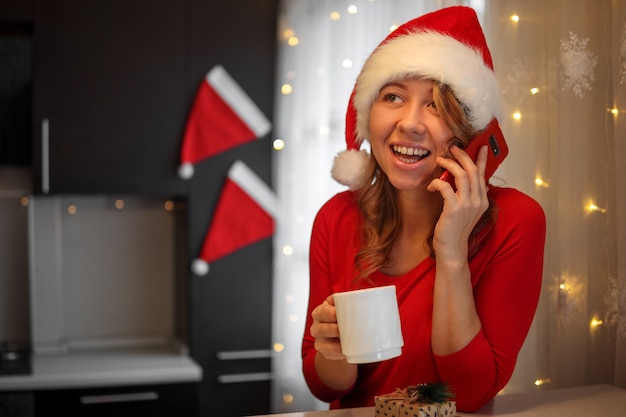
[331, 6, 503, 190]
[178, 65, 272, 179]
[191, 160, 277, 276]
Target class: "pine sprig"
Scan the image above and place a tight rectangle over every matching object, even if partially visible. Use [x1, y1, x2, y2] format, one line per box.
[406, 382, 454, 404]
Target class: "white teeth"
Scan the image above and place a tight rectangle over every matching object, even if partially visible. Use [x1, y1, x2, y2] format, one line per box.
[392, 145, 429, 157]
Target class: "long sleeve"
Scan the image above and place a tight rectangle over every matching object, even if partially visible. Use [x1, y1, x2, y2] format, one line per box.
[302, 192, 361, 403]
[434, 187, 546, 411]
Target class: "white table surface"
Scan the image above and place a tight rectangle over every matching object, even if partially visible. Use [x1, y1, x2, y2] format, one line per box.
[256, 384, 626, 417]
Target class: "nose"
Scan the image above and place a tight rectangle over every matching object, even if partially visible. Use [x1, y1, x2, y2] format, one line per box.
[396, 102, 427, 136]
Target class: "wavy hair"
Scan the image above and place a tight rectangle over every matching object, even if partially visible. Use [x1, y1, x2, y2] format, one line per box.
[354, 80, 498, 280]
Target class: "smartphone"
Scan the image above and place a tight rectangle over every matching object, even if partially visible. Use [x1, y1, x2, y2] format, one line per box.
[439, 119, 508, 187]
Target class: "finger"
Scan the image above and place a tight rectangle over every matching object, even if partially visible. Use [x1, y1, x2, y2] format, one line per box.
[310, 321, 340, 339]
[427, 176, 457, 200]
[438, 153, 470, 194]
[326, 294, 336, 307]
[475, 145, 488, 178]
[311, 299, 337, 324]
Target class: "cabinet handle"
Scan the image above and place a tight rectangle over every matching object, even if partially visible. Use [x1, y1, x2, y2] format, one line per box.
[216, 349, 272, 360]
[41, 119, 50, 194]
[79, 392, 159, 404]
[217, 372, 272, 384]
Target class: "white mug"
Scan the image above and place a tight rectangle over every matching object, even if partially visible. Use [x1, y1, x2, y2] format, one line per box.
[333, 285, 403, 364]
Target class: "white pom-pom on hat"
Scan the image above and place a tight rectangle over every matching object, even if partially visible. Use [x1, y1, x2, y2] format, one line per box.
[331, 149, 370, 191]
[178, 162, 195, 180]
[191, 258, 209, 276]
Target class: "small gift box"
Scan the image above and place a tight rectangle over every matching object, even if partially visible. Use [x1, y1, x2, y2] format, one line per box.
[374, 383, 456, 417]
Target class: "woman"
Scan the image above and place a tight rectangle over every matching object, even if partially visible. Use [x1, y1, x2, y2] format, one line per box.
[301, 6, 546, 413]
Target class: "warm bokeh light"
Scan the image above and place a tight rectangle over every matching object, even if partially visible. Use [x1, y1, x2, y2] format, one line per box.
[535, 177, 549, 188]
[273, 138, 286, 151]
[585, 201, 607, 214]
[281, 84, 293, 95]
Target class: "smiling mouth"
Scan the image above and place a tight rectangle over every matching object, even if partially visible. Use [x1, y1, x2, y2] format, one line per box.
[391, 145, 430, 164]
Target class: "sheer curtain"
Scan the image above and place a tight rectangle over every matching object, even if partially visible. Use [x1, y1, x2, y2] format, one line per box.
[270, 0, 626, 413]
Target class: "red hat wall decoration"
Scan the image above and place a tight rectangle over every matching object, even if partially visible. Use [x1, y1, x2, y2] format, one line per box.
[178, 65, 272, 179]
[191, 160, 277, 276]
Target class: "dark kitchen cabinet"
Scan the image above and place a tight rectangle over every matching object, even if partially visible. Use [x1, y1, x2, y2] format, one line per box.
[32, 0, 187, 195]
[185, 0, 277, 416]
[18, 1, 278, 416]
[34, 383, 197, 417]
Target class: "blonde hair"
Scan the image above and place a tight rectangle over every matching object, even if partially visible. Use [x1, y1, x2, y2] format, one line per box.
[354, 81, 497, 280]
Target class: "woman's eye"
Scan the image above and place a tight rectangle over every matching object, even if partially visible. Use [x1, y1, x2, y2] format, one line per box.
[383, 93, 403, 103]
[427, 101, 437, 109]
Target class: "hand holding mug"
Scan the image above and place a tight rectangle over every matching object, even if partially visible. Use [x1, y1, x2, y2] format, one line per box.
[310, 295, 345, 361]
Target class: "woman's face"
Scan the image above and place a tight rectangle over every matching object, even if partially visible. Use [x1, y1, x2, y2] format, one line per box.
[368, 77, 454, 191]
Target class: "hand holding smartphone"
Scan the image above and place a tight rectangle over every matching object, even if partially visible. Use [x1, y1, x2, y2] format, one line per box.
[439, 119, 508, 187]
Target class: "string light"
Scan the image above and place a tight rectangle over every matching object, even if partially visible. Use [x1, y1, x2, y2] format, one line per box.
[585, 201, 607, 214]
[347, 4, 358, 14]
[535, 177, 550, 188]
[608, 107, 619, 116]
[512, 111, 522, 121]
[590, 318, 603, 327]
[281, 84, 293, 95]
[534, 378, 552, 386]
[329, 11, 340, 20]
[511, 14, 520, 23]
[273, 138, 286, 151]
[530, 87, 540, 95]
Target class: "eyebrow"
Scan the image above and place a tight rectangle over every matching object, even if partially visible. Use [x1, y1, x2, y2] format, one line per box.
[380, 81, 406, 90]
[379, 80, 434, 95]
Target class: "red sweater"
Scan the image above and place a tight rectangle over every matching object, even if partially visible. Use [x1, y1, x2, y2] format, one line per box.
[302, 186, 546, 412]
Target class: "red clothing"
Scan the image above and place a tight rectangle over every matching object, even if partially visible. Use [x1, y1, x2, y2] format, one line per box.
[302, 186, 546, 412]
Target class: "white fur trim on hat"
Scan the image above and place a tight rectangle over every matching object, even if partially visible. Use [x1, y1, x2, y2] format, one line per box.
[353, 30, 502, 143]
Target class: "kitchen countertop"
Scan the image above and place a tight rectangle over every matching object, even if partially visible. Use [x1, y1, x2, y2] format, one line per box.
[0, 344, 201, 391]
[254, 384, 626, 417]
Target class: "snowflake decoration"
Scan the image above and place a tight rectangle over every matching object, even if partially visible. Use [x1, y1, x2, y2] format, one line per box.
[559, 31, 597, 97]
[621, 24, 626, 84]
[502, 58, 534, 107]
